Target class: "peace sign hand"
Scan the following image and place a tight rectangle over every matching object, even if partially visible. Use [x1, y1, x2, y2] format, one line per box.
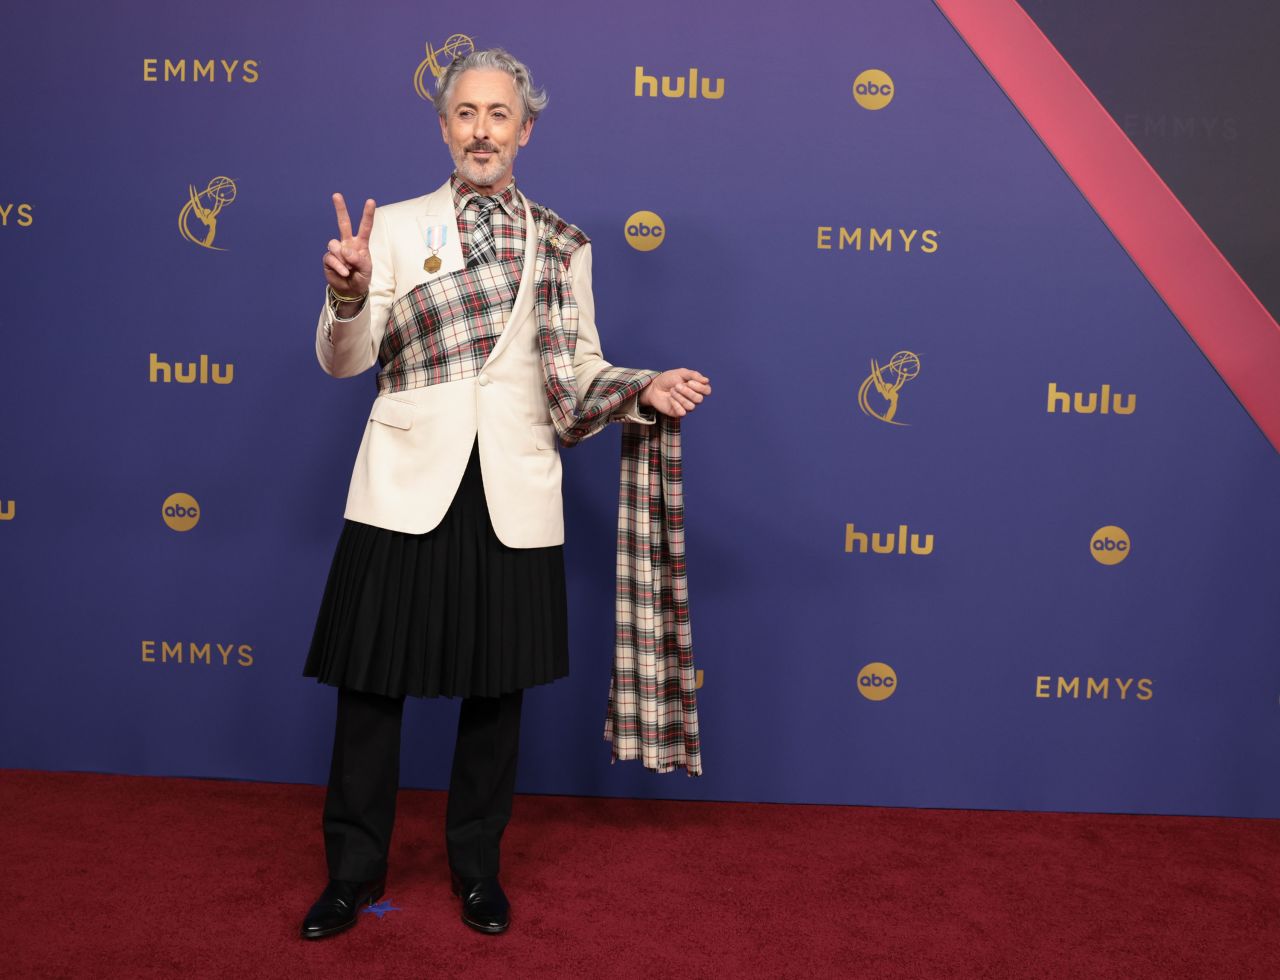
[323, 194, 376, 299]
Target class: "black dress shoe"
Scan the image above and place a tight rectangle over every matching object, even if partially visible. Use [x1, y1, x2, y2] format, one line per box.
[450, 872, 510, 934]
[300, 877, 386, 940]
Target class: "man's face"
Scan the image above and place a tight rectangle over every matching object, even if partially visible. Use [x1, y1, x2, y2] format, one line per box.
[439, 69, 534, 193]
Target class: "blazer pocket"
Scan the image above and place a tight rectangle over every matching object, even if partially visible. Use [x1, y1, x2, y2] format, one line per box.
[369, 397, 414, 430]
[532, 422, 557, 451]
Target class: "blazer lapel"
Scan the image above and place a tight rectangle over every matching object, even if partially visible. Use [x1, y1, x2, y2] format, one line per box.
[481, 193, 539, 368]
[411, 183, 464, 288]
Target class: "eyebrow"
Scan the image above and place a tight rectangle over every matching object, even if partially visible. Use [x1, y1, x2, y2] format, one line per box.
[454, 101, 513, 112]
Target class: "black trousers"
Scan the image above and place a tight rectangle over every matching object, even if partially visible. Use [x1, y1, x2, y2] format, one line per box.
[322, 686, 524, 881]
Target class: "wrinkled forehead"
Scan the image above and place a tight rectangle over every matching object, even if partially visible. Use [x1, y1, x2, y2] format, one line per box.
[448, 68, 519, 113]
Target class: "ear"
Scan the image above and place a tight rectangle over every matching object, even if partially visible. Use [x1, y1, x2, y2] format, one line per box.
[439, 114, 449, 144]
[518, 117, 534, 148]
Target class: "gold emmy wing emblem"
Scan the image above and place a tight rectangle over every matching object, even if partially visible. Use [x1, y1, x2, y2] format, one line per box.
[179, 176, 238, 251]
[857, 350, 920, 425]
[414, 33, 475, 100]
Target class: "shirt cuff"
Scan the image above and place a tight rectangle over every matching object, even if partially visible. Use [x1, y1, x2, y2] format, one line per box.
[613, 392, 657, 425]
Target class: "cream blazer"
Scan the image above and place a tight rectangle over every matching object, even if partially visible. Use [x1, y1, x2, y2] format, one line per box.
[315, 180, 650, 547]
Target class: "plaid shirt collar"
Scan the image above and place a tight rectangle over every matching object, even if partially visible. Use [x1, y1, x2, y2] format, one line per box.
[450, 172, 523, 220]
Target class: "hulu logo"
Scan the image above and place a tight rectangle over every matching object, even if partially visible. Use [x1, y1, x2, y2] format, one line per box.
[844, 523, 934, 556]
[149, 353, 234, 385]
[1046, 383, 1135, 415]
[634, 66, 725, 100]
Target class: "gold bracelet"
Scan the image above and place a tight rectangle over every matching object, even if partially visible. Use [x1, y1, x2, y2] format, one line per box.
[329, 285, 368, 304]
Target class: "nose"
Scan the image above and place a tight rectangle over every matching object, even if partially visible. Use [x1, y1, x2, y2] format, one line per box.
[472, 113, 490, 140]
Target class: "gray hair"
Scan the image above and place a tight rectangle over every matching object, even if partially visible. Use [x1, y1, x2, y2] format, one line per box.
[433, 48, 548, 123]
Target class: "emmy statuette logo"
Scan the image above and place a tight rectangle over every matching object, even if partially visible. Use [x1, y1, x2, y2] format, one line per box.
[414, 33, 475, 100]
[857, 662, 898, 701]
[852, 69, 894, 110]
[141, 641, 254, 667]
[0, 203, 34, 227]
[634, 66, 725, 100]
[0, 500, 14, 522]
[1090, 525, 1130, 565]
[180, 176, 237, 250]
[162, 493, 201, 532]
[624, 211, 665, 251]
[858, 350, 920, 425]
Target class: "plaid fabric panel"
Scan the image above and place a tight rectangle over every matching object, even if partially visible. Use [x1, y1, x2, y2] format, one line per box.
[603, 416, 701, 775]
[525, 203, 702, 776]
[375, 176, 526, 394]
[527, 203, 624, 443]
[377, 257, 522, 393]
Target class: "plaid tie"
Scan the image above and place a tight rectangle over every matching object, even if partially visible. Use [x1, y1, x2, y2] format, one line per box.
[468, 196, 499, 267]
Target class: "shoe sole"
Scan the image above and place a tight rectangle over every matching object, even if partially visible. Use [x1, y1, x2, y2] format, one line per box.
[299, 887, 385, 941]
[460, 915, 509, 936]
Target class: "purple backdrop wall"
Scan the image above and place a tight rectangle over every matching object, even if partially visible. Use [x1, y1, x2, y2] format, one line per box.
[2, 0, 1278, 817]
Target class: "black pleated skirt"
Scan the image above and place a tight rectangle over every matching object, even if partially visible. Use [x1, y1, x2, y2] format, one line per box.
[303, 439, 569, 699]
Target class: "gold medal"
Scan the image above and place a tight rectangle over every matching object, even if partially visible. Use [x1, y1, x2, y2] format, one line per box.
[423, 223, 448, 273]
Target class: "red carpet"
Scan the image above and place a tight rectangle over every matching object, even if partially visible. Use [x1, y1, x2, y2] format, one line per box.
[5, 770, 1278, 978]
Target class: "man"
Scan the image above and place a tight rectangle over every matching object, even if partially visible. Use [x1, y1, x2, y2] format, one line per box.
[300, 48, 711, 940]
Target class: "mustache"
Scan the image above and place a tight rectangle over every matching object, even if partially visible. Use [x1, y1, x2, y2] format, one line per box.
[466, 142, 499, 153]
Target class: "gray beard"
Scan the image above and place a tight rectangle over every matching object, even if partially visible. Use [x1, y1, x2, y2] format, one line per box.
[453, 147, 516, 190]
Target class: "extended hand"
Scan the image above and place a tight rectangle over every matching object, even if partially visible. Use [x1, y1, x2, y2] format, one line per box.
[323, 194, 375, 297]
[638, 369, 712, 418]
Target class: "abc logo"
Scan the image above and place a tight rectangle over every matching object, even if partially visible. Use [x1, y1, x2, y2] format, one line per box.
[1090, 525, 1130, 565]
[857, 661, 898, 701]
[624, 210, 665, 252]
[853, 69, 894, 110]
[162, 492, 201, 532]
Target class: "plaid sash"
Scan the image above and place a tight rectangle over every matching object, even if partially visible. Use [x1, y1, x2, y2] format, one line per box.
[377, 257, 522, 392]
[375, 199, 703, 776]
[529, 204, 702, 777]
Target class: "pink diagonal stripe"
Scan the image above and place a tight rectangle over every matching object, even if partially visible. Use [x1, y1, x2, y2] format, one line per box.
[935, 0, 1280, 454]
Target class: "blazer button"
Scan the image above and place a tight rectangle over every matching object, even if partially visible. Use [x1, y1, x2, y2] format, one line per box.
[478, 375, 491, 387]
